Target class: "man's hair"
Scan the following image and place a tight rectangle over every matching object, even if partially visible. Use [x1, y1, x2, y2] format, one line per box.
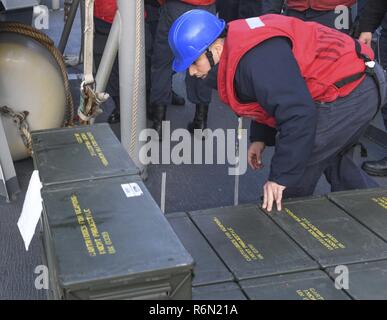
[219, 25, 228, 39]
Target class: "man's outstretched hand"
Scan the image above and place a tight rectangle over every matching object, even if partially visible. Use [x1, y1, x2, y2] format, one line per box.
[262, 181, 286, 212]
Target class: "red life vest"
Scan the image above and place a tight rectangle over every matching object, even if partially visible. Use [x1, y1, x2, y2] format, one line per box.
[217, 14, 374, 128]
[287, 0, 356, 11]
[181, 0, 215, 5]
[93, 0, 215, 24]
[94, 0, 117, 24]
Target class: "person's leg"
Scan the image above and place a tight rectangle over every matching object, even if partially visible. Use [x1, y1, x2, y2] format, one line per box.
[310, 74, 382, 186]
[237, 0, 263, 19]
[145, 5, 155, 119]
[149, 3, 176, 136]
[287, 8, 352, 33]
[325, 149, 380, 192]
[145, 3, 184, 117]
[184, 3, 216, 133]
[185, 71, 213, 132]
[309, 75, 380, 165]
[149, 4, 174, 107]
[106, 58, 120, 123]
[284, 147, 379, 199]
[286, 9, 308, 21]
[150, 1, 201, 137]
[379, 13, 387, 70]
[94, 17, 120, 123]
[311, 9, 352, 33]
[361, 53, 387, 176]
[283, 162, 326, 199]
[216, 0, 240, 22]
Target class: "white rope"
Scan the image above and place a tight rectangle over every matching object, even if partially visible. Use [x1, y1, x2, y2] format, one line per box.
[83, 0, 95, 86]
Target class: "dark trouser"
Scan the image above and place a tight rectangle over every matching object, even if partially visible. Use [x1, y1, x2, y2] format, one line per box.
[356, 0, 367, 12]
[284, 70, 386, 198]
[376, 13, 387, 130]
[216, 0, 262, 22]
[0, 7, 33, 24]
[379, 14, 387, 71]
[93, 17, 120, 108]
[216, 0, 240, 22]
[95, 12, 162, 112]
[149, 0, 215, 106]
[286, 7, 353, 34]
[238, 0, 263, 19]
[145, 4, 161, 100]
[383, 68, 387, 130]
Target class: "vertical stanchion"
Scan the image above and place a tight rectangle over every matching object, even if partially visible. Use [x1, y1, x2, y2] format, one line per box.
[94, 13, 120, 94]
[0, 116, 20, 202]
[117, 0, 147, 178]
[234, 117, 243, 206]
[161, 172, 166, 214]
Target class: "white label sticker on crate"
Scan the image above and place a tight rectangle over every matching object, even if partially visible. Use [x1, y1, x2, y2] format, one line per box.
[17, 170, 43, 251]
[121, 183, 143, 198]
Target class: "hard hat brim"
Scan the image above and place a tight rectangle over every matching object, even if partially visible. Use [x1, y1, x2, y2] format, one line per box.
[172, 57, 193, 73]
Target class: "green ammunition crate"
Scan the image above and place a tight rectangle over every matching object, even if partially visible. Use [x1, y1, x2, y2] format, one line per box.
[31, 124, 139, 187]
[328, 188, 387, 241]
[269, 196, 387, 268]
[167, 212, 234, 286]
[240, 270, 350, 300]
[326, 260, 387, 300]
[189, 204, 318, 281]
[40, 175, 193, 300]
[192, 282, 247, 300]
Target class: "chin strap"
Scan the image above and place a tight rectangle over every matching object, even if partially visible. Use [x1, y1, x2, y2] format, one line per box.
[205, 48, 215, 68]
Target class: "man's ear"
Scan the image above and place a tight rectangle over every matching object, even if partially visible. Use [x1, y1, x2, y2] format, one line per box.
[212, 40, 224, 62]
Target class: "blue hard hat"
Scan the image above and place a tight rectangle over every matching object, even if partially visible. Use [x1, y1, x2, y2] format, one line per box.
[169, 10, 226, 72]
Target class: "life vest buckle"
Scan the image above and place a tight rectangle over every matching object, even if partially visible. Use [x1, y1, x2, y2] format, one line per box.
[365, 60, 376, 69]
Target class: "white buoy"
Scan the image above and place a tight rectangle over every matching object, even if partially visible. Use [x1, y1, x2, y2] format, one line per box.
[0, 33, 67, 161]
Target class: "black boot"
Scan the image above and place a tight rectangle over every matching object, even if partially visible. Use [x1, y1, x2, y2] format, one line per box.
[146, 103, 153, 121]
[108, 108, 120, 124]
[146, 90, 152, 120]
[108, 97, 121, 124]
[152, 104, 166, 140]
[362, 157, 387, 176]
[187, 104, 209, 133]
[172, 90, 185, 106]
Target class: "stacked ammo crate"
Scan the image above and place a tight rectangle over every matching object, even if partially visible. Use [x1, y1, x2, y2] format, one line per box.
[167, 188, 387, 300]
[31, 124, 193, 300]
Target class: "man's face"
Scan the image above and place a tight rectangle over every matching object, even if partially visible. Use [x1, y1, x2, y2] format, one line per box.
[188, 52, 212, 79]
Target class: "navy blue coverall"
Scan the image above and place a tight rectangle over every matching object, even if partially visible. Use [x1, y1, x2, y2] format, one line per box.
[216, 0, 263, 22]
[359, 1, 387, 130]
[262, 0, 353, 33]
[206, 37, 385, 198]
[149, 0, 215, 107]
